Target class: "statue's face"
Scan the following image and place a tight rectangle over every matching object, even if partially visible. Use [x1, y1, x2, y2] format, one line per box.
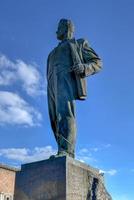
[56, 22, 67, 40]
[56, 19, 74, 41]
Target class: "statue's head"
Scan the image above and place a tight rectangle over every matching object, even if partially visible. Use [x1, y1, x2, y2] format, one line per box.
[56, 19, 74, 41]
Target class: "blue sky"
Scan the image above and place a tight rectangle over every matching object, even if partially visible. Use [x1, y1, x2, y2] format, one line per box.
[0, 0, 134, 199]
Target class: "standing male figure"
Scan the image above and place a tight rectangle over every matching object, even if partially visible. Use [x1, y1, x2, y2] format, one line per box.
[47, 19, 102, 158]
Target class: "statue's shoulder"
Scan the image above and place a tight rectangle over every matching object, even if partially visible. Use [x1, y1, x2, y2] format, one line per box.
[69, 38, 90, 50]
[76, 38, 99, 58]
[76, 38, 90, 48]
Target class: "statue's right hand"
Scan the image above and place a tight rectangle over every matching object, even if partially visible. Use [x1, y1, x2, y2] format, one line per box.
[73, 64, 84, 75]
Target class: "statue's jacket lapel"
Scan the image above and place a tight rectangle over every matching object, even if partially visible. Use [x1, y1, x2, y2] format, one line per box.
[69, 38, 102, 100]
[69, 38, 87, 100]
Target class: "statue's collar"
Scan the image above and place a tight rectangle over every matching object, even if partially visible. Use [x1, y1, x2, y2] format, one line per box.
[58, 38, 76, 46]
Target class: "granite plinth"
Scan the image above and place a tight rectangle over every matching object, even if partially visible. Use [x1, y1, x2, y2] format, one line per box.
[14, 156, 112, 200]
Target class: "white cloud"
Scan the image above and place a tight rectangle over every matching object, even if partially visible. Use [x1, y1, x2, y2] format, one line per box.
[99, 169, 117, 176]
[91, 144, 111, 152]
[0, 91, 42, 126]
[113, 194, 130, 200]
[91, 147, 99, 152]
[78, 148, 90, 154]
[77, 144, 111, 163]
[103, 144, 111, 148]
[0, 54, 46, 96]
[77, 147, 117, 176]
[0, 146, 56, 163]
[0, 54, 14, 69]
[77, 148, 96, 163]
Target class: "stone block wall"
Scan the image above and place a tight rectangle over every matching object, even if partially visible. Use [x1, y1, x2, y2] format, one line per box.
[14, 156, 112, 200]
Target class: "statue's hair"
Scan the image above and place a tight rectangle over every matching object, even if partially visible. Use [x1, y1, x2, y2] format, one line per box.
[58, 18, 75, 33]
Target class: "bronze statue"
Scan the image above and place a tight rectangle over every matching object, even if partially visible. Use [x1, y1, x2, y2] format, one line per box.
[47, 19, 102, 158]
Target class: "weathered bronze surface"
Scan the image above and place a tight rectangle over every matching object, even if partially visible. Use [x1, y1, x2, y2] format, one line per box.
[47, 19, 102, 158]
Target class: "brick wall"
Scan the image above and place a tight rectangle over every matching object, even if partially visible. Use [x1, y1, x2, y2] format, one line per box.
[0, 164, 18, 197]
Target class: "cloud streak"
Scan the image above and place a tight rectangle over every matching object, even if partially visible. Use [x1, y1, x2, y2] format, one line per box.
[0, 54, 46, 96]
[0, 146, 56, 163]
[0, 145, 117, 177]
[0, 91, 42, 126]
[77, 148, 97, 163]
[99, 169, 117, 176]
[77, 144, 111, 163]
[76, 145, 117, 176]
[90, 144, 111, 152]
[113, 194, 130, 200]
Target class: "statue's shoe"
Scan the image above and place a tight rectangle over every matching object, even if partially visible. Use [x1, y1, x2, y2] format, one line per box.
[49, 150, 74, 159]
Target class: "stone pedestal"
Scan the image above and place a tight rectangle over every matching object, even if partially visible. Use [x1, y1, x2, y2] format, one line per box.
[14, 156, 112, 200]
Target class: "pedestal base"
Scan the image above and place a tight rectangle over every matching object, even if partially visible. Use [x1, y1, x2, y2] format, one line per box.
[14, 156, 112, 200]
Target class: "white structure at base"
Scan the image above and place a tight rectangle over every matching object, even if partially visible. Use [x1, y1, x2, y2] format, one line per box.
[0, 193, 13, 200]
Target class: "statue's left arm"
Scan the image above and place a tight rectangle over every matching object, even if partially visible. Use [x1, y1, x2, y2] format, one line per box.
[78, 39, 102, 78]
